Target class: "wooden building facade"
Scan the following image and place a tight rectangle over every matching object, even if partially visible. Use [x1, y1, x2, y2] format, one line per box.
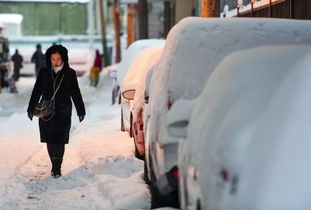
[237, 0, 311, 19]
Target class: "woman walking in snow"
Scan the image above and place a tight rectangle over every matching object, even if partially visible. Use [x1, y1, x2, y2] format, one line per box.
[27, 45, 86, 178]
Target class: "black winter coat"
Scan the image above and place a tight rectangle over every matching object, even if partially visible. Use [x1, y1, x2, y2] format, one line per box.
[27, 45, 85, 144]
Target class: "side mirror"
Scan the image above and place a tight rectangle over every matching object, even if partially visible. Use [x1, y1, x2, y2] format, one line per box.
[109, 70, 117, 79]
[167, 99, 196, 139]
[122, 89, 136, 100]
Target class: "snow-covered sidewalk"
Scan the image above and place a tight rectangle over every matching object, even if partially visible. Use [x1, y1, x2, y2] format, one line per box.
[0, 75, 150, 209]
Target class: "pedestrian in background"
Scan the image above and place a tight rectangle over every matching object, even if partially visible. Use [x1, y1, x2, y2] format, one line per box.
[0, 24, 10, 90]
[31, 43, 45, 78]
[89, 49, 102, 87]
[11, 49, 23, 81]
[27, 45, 86, 178]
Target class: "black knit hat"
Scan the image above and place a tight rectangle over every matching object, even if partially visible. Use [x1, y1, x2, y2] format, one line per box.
[45, 44, 69, 69]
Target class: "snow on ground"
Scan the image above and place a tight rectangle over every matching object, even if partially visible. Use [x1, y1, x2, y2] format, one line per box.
[0, 72, 150, 209]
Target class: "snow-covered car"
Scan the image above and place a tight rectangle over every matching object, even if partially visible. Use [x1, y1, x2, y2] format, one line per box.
[131, 64, 158, 160]
[121, 45, 164, 140]
[167, 45, 311, 210]
[68, 48, 95, 76]
[144, 17, 311, 208]
[111, 39, 165, 106]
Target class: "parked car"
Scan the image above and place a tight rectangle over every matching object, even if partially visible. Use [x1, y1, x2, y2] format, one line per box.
[144, 17, 311, 208]
[131, 64, 158, 160]
[111, 39, 165, 106]
[68, 48, 95, 76]
[167, 45, 311, 210]
[121, 45, 164, 141]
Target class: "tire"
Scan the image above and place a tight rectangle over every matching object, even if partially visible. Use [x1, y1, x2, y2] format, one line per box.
[148, 154, 168, 208]
[118, 92, 121, 104]
[150, 184, 167, 209]
[196, 199, 202, 210]
[134, 138, 144, 160]
[148, 154, 179, 209]
[144, 160, 150, 184]
[121, 109, 125, 131]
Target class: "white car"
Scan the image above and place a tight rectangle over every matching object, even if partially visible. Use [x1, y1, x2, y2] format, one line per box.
[111, 39, 165, 106]
[167, 45, 311, 210]
[130, 64, 158, 160]
[144, 17, 311, 208]
[121, 45, 164, 139]
[68, 48, 95, 76]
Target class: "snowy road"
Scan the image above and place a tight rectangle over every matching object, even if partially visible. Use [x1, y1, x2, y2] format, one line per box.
[0, 75, 150, 209]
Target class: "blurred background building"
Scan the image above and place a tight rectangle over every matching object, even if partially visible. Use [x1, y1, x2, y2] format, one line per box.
[0, 0, 310, 77]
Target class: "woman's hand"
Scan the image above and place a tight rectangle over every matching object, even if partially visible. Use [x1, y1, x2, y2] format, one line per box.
[27, 112, 33, 121]
[79, 115, 84, 122]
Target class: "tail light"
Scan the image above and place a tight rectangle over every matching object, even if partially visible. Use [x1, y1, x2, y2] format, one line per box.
[167, 166, 179, 192]
[172, 168, 179, 179]
[169, 165, 179, 179]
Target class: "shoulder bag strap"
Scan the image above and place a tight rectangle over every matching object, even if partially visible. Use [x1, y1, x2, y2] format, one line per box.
[50, 74, 64, 100]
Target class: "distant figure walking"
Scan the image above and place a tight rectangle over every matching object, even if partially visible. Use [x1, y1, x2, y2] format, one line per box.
[89, 49, 102, 87]
[31, 43, 45, 78]
[0, 24, 10, 90]
[11, 49, 23, 81]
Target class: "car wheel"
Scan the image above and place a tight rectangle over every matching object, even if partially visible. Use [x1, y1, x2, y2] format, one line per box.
[196, 199, 202, 210]
[150, 184, 167, 209]
[149, 173, 179, 209]
[121, 109, 125, 131]
[132, 120, 144, 160]
[134, 138, 144, 160]
[118, 92, 121, 104]
[144, 160, 150, 184]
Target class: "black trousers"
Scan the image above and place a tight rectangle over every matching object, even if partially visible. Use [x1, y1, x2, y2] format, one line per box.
[47, 143, 65, 159]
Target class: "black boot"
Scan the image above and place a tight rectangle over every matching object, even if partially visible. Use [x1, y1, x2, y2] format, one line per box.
[49, 156, 55, 177]
[51, 157, 63, 178]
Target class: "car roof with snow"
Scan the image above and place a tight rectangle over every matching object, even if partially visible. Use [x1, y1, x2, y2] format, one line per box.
[116, 39, 165, 86]
[185, 45, 311, 209]
[122, 45, 164, 90]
